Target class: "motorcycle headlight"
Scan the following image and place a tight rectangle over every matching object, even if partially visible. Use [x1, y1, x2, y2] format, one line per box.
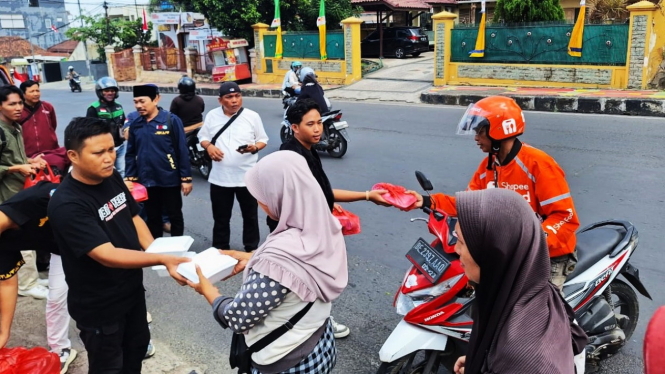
[395, 274, 464, 316]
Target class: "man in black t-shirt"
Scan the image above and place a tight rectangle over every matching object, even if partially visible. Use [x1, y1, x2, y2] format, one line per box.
[48, 117, 189, 373]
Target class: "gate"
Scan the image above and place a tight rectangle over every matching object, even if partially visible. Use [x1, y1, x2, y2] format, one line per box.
[111, 49, 136, 82]
[141, 47, 186, 72]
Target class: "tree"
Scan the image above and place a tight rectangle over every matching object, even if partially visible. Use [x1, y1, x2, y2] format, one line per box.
[493, 0, 565, 23]
[186, 0, 360, 45]
[587, 0, 660, 22]
[66, 15, 154, 62]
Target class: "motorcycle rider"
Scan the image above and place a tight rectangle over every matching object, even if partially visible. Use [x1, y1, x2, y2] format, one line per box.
[170, 76, 205, 134]
[404, 96, 579, 290]
[86, 77, 127, 177]
[296, 67, 328, 113]
[65, 66, 79, 90]
[282, 61, 302, 95]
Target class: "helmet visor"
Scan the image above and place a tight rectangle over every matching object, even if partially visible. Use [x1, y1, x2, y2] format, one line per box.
[457, 104, 490, 135]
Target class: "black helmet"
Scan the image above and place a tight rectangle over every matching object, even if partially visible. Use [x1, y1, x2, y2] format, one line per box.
[178, 76, 196, 94]
[95, 76, 119, 101]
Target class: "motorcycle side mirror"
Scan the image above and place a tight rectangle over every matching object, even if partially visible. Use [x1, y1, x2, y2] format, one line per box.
[415, 171, 433, 192]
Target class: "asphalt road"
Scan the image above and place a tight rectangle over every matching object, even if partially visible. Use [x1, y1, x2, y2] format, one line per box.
[40, 87, 664, 374]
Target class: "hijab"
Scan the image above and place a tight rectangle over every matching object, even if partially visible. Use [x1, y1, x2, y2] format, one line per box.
[457, 188, 587, 374]
[243, 151, 348, 303]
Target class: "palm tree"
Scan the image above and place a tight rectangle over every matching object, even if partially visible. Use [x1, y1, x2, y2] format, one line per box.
[587, 0, 660, 22]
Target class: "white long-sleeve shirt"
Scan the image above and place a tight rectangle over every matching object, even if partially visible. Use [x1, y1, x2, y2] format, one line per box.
[198, 107, 269, 187]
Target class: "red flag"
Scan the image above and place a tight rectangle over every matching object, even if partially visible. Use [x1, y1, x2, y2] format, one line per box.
[51, 24, 58, 33]
[142, 9, 148, 33]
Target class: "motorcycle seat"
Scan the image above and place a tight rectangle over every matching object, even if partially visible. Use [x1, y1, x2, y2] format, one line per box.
[566, 227, 623, 280]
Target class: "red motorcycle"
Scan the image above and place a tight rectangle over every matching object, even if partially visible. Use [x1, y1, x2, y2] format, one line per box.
[376, 172, 650, 374]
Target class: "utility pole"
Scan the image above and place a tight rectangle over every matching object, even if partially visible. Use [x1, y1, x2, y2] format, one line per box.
[104, 2, 110, 46]
[135, 0, 139, 19]
[77, 0, 91, 80]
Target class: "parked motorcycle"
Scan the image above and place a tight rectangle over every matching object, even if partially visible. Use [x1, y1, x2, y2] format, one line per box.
[186, 128, 211, 180]
[376, 171, 651, 374]
[69, 74, 82, 92]
[280, 109, 349, 158]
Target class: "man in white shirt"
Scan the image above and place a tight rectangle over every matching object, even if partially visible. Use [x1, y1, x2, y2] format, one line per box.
[198, 82, 268, 251]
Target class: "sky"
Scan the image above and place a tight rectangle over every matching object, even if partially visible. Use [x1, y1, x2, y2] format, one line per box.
[64, 0, 152, 26]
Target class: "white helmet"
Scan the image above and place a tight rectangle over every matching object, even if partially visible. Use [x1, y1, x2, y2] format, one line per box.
[68, 66, 74, 70]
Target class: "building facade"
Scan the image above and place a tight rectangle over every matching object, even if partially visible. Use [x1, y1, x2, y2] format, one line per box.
[0, 0, 69, 49]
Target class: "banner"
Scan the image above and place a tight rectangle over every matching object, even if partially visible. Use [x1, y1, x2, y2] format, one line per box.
[568, 0, 586, 57]
[271, 0, 283, 59]
[317, 0, 327, 60]
[469, 0, 486, 58]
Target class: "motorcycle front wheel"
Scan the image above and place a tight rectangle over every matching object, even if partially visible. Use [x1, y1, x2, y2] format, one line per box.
[280, 126, 292, 144]
[326, 129, 347, 158]
[376, 350, 457, 374]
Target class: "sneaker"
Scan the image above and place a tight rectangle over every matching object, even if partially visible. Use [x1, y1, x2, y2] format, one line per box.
[59, 348, 77, 374]
[144, 340, 156, 359]
[37, 278, 49, 288]
[18, 284, 48, 300]
[330, 316, 350, 339]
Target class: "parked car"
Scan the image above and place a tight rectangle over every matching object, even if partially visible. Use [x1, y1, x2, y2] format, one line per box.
[361, 27, 429, 59]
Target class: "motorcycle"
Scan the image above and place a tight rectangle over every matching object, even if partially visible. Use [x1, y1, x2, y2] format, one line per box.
[376, 171, 651, 374]
[186, 128, 211, 180]
[280, 109, 349, 158]
[69, 74, 82, 92]
[282, 87, 298, 110]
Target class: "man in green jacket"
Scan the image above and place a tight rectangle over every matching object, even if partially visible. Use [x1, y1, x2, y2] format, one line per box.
[0, 85, 45, 201]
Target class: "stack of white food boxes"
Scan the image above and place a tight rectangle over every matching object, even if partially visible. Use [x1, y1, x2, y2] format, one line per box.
[146, 236, 239, 283]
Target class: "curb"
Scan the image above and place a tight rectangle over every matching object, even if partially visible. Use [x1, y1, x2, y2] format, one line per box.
[420, 92, 665, 117]
[119, 85, 283, 98]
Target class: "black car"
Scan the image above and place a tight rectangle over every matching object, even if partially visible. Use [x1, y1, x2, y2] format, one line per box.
[361, 27, 429, 59]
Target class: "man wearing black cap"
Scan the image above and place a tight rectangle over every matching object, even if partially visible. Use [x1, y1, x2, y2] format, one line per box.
[198, 82, 268, 251]
[125, 84, 193, 239]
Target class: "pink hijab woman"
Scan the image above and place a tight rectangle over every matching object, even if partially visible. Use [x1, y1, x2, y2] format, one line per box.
[188, 151, 348, 374]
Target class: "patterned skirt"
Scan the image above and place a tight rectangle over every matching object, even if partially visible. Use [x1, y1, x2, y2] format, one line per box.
[251, 319, 337, 374]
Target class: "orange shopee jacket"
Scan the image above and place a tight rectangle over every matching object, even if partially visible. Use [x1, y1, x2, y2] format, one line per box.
[428, 141, 578, 258]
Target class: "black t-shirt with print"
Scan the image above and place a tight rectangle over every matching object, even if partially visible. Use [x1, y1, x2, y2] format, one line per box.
[0, 181, 59, 254]
[48, 171, 143, 326]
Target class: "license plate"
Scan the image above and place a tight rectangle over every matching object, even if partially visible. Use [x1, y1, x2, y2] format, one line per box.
[421, 37, 426, 41]
[406, 238, 451, 283]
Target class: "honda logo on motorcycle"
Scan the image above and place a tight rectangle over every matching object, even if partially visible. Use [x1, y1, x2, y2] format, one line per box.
[424, 311, 445, 322]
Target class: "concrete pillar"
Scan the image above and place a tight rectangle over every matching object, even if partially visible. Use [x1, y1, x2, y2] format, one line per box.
[184, 47, 197, 78]
[626, 1, 657, 89]
[341, 17, 364, 85]
[251, 23, 270, 75]
[132, 44, 143, 82]
[432, 11, 458, 86]
[104, 45, 116, 80]
[248, 48, 258, 83]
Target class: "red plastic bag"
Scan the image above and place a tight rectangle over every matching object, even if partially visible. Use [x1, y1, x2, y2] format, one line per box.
[332, 208, 361, 236]
[372, 183, 417, 210]
[24, 164, 61, 189]
[0, 346, 60, 374]
[131, 182, 148, 202]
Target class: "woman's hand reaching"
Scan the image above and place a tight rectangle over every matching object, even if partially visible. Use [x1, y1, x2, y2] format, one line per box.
[454, 355, 466, 374]
[221, 250, 253, 280]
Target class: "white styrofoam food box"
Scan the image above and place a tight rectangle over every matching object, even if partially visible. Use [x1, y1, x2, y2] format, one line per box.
[152, 252, 195, 277]
[145, 236, 194, 256]
[177, 247, 239, 284]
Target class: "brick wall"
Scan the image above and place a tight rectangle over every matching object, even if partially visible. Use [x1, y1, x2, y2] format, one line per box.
[456, 65, 614, 85]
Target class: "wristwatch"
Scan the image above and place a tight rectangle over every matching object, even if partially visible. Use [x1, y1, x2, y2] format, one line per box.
[251, 144, 259, 154]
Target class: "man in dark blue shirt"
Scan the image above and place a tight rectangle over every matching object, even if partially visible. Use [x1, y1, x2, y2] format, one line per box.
[125, 85, 192, 239]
